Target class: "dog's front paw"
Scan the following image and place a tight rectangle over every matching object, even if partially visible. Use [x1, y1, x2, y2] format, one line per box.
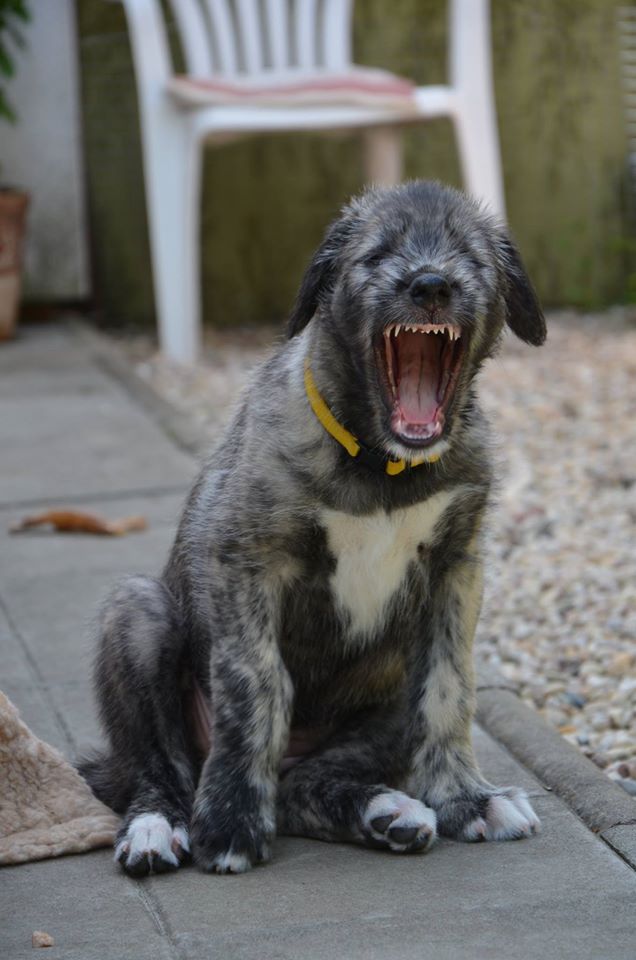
[191, 810, 274, 874]
[115, 813, 190, 877]
[363, 790, 437, 853]
[436, 786, 540, 842]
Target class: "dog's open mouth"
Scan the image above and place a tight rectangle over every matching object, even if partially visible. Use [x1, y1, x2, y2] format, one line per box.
[382, 323, 464, 445]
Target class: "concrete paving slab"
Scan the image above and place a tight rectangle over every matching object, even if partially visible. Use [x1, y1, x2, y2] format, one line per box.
[0, 492, 185, 754]
[0, 325, 103, 397]
[2, 851, 177, 960]
[0, 602, 73, 755]
[0, 325, 194, 506]
[137, 794, 635, 960]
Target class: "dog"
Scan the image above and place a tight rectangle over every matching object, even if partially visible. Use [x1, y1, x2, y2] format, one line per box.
[81, 180, 545, 876]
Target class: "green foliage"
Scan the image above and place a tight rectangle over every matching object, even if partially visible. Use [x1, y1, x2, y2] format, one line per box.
[0, 0, 29, 124]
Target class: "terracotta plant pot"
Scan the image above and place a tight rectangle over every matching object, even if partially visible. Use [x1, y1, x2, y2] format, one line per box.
[0, 188, 29, 341]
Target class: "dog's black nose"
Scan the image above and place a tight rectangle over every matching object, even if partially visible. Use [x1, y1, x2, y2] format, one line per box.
[409, 273, 452, 307]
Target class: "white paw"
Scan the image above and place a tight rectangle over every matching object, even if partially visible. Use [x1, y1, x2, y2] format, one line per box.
[208, 850, 254, 875]
[115, 813, 190, 876]
[363, 790, 437, 853]
[463, 789, 540, 842]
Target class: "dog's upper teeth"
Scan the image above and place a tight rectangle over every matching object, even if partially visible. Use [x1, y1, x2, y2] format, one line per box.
[389, 323, 461, 338]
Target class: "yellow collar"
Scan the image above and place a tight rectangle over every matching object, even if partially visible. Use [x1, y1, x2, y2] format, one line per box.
[304, 362, 440, 477]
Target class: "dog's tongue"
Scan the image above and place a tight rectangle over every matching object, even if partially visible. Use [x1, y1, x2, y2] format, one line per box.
[396, 331, 441, 423]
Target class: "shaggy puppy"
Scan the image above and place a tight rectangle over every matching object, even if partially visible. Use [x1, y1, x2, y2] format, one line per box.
[81, 180, 545, 876]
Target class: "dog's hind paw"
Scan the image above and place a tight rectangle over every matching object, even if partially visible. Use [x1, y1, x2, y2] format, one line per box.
[438, 787, 540, 842]
[115, 813, 190, 877]
[363, 791, 437, 853]
[467, 788, 540, 842]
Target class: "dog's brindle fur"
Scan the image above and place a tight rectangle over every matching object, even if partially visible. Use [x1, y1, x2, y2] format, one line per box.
[81, 181, 545, 875]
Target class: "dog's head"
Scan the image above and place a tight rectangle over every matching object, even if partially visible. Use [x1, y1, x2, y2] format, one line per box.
[288, 181, 545, 462]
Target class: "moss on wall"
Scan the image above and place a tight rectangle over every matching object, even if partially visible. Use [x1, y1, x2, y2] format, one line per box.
[77, 0, 632, 329]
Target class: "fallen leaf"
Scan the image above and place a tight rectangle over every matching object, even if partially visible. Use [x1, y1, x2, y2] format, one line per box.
[10, 510, 147, 536]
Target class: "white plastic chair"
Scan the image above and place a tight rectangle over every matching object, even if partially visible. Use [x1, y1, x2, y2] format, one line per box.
[119, 0, 505, 363]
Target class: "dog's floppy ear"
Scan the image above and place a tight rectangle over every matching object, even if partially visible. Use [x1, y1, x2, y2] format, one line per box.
[498, 236, 546, 346]
[287, 215, 355, 338]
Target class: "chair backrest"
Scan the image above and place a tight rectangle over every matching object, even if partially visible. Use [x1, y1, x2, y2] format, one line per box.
[166, 0, 354, 77]
[123, 0, 492, 103]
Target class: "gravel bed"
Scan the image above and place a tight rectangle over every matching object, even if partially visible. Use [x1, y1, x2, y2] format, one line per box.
[115, 308, 636, 792]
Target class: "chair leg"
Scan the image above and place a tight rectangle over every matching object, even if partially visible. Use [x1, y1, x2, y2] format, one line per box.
[143, 123, 202, 365]
[449, 0, 506, 219]
[452, 108, 506, 220]
[362, 127, 403, 186]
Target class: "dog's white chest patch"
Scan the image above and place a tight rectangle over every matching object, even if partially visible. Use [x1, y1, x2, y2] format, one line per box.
[320, 488, 461, 636]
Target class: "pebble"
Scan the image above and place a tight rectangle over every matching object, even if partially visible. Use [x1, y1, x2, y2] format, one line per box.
[564, 692, 586, 709]
[32, 931, 54, 949]
[615, 779, 636, 796]
[120, 308, 636, 786]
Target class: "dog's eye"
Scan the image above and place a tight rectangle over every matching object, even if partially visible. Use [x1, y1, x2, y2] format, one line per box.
[361, 249, 388, 269]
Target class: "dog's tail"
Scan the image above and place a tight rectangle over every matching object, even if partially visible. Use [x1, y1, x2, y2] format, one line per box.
[76, 749, 132, 814]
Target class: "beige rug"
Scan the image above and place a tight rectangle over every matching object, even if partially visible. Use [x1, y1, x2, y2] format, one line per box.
[0, 691, 118, 866]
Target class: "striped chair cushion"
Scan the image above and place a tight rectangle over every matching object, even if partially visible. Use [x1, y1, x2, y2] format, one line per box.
[167, 67, 417, 110]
